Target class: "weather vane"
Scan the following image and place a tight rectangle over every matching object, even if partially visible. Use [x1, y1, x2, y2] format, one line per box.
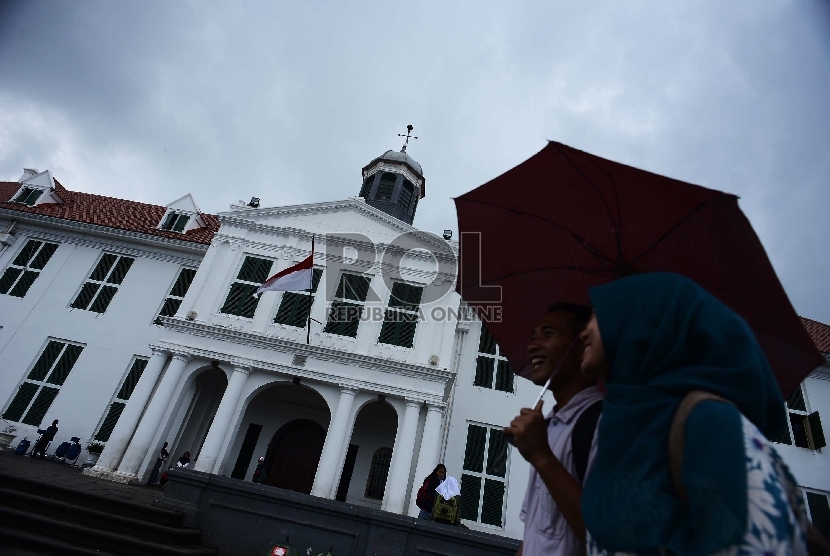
[398, 124, 418, 152]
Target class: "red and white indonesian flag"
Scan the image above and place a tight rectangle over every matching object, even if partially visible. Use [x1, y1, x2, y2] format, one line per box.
[254, 238, 315, 296]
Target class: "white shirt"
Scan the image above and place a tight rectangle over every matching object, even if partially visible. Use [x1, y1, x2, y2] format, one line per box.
[520, 386, 604, 556]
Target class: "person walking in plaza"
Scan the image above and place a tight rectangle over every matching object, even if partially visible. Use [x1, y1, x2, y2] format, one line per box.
[415, 464, 446, 519]
[504, 303, 602, 556]
[31, 419, 59, 459]
[579, 272, 819, 555]
[148, 442, 169, 485]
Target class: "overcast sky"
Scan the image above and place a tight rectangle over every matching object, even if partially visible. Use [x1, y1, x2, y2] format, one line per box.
[1, 1, 828, 323]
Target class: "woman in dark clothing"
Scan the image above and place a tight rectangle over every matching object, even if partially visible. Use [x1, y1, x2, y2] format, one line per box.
[148, 442, 169, 485]
[416, 464, 446, 519]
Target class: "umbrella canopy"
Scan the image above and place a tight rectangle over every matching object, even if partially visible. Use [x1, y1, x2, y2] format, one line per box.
[455, 141, 822, 398]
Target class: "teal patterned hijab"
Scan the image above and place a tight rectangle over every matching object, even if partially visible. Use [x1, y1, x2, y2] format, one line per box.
[582, 272, 786, 555]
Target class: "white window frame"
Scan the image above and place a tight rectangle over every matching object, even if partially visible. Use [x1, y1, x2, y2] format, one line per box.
[218, 254, 275, 319]
[69, 252, 135, 313]
[12, 185, 46, 206]
[376, 281, 424, 349]
[157, 210, 193, 233]
[271, 267, 324, 328]
[323, 272, 373, 338]
[474, 326, 514, 394]
[0, 239, 59, 298]
[775, 384, 823, 451]
[2, 337, 85, 426]
[460, 421, 511, 529]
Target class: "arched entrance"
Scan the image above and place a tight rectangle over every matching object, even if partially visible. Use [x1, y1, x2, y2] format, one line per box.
[263, 419, 326, 494]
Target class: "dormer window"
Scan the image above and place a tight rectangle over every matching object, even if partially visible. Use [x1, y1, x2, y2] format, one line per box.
[13, 187, 44, 206]
[159, 211, 190, 233]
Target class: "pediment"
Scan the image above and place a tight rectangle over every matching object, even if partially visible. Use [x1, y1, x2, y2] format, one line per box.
[21, 170, 55, 190]
[219, 199, 448, 253]
[166, 193, 201, 214]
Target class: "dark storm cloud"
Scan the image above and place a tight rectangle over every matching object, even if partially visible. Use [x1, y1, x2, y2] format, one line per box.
[0, 0, 828, 322]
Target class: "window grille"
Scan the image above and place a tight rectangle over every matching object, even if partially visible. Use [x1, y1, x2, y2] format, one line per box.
[375, 172, 397, 202]
[154, 267, 197, 325]
[94, 357, 148, 442]
[359, 175, 375, 198]
[396, 180, 415, 212]
[324, 273, 371, 337]
[274, 268, 323, 327]
[473, 326, 513, 393]
[377, 282, 423, 348]
[13, 187, 43, 206]
[365, 447, 393, 499]
[459, 423, 509, 527]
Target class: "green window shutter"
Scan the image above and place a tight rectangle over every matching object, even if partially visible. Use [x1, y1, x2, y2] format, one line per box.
[237, 257, 273, 283]
[220, 283, 260, 318]
[459, 474, 482, 521]
[809, 412, 826, 450]
[324, 301, 361, 337]
[90, 254, 118, 281]
[8, 270, 38, 297]
[13, 187, 32, 203]
[807, 493, 830, 541]
[89, 285, 118, 313]
[30, 242, 58, 270]
[274, 293, 313, 328]
[72, 283, 100, 310]
[474, 357, 494, 388]
[2, 382, 39, 422]
[117, 359, 148, 400]
[171, 268, 197, 297]
[479, 326, 497, 354]
[46, 344, 83, 386]
[486, 428, 508, 477]
[494, 360, 514, 393]
[94, 402, 126, 442]
[338, 274, 371, 302]
[172, 214, 188, 232]
[377, 317, 399, 346]
[22, 386, 59, 426]
[0, 267, 22, 294]
[481, 480, 506, 526]
[161, 212, 177, 230]
[13, 240, 42, 266]
[28, 341, 65, 381]
[463, 424, 487, 472]
[787, 387, 807, 411]
[360, 176, 374, 198]
[24, 189, 43, 205]
[378, 311, 418, 347]
[389, 283, 423, 311]
[310, 268, 323, 293]
[156, 298, 182, 324]
[106, 257, 134, 285]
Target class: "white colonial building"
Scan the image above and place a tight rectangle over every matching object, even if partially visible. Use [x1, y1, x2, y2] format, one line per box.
[1, 150, 829, 540]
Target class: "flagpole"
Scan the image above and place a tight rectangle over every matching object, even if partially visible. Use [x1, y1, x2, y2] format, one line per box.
[307, 234, 315, 345]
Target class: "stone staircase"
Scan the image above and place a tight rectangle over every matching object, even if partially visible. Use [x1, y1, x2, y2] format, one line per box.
[0, 472, 217, 556]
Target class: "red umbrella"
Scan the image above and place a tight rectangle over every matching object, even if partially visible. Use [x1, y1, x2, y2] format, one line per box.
[455, 141, 822, 398]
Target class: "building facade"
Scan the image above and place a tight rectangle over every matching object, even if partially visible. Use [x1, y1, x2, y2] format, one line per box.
[1, 153, 829, 541]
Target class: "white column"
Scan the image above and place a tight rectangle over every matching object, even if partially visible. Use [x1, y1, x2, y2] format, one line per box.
[89, 348, 169, 474]
[407, 403, 445, 517]
[311, 386, 358, 498]
[115, 352, 192, 479]
[382, 399, 422, 514]
[193, 364, 251, 474]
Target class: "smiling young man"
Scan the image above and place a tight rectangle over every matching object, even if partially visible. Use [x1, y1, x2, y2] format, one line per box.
[505, 303, 603, 556]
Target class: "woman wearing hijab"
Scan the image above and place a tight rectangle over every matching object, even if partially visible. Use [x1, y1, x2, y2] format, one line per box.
[579, 272, 810, 555]
[416, 464, 446, 519]
[148, 442, 169, 485]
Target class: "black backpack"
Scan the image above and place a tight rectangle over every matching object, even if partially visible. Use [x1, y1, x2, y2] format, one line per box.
[571, 399, 603, 484]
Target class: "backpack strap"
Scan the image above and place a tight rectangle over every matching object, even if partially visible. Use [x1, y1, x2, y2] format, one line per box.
[572, 399, 604, 484]
[667, 390, 731, 503]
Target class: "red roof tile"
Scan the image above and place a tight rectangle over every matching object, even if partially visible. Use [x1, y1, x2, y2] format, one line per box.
[801, 317, 830, 355]
[0, 180, 219, 245]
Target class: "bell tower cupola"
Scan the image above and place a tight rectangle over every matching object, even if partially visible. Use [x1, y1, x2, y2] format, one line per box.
[359, 125, 425, 225]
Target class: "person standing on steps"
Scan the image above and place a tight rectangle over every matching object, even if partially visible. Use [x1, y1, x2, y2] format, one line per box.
[31, 419, 59, 459]
[252, 456, 268, 484]
[148, 442, 169, 485]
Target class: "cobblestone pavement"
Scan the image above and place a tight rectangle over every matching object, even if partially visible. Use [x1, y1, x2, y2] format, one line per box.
[0, 445, 162, 506]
